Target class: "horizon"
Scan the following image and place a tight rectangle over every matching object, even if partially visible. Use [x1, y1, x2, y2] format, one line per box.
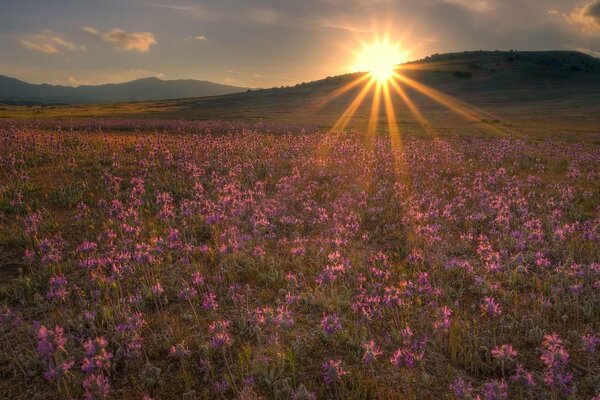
[3, 48, 599, 89]
[2, 1, 600, 87]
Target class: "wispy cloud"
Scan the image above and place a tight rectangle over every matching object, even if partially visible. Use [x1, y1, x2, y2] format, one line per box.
[441, 0, 496, 13]
[185, 35, 207, 42]
[83, 27, 157, 52]
[19, 30, 84, 54]
[559, 1, 600, 36]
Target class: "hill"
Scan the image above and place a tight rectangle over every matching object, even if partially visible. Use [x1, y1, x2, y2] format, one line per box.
[0, 76, 246, 104]
[1, 51, 599, 137]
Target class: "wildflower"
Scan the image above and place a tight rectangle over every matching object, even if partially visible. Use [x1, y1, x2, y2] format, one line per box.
[322, 359, 348, 385]
[191, 272, 205, 286]
[481, 297, 502, 317]
[169, 342, 191, 359]
[209, 320, 232, 349]
[202, 292, 219, 311]
[76, 241, 98, 254]
[390, 348, 416, 368]
[433, 306, 453, 331]
[540, 333, 574, 395]
[491, 344, 518, 362]
[291, 245, 305, 256]
[23, 210, 42, 237]
[73, 202, 90, 221]
[81, 337, 113, 374]
[82, 373, 111, 400]
[449, 377, 473, 398]
[321, 313, 342, 335]
[511, 364, 534, 387]
[37, 325, 67, 358]
[151, 281, 164, 296]
[178, 286, 198, 301]
[44, 360, 75, 381]
[47, 275, 69, 301]
[361, 340, 382, 364]
[38, 235, 64, 266]
[481, 379, 508, 400]
[274, 305, 294, 328]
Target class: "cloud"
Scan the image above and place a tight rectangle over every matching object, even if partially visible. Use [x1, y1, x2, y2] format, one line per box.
[583, 0, 600, 25]
[82, 27, 99, 35]
[563, 1, 600, 33]
[83, 27, 157, 52]
[186, 35, 207, 41]
[441, 0, 496, 13]
[19, 30, 84, 54]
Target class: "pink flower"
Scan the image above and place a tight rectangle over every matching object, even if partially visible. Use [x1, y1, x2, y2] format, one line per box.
[481, 297, 502, 317]
[321, 313, 342, 335]
[491, 344, 518, 362]
[361, 340, 382, 364]
[322, 359, 348, 385]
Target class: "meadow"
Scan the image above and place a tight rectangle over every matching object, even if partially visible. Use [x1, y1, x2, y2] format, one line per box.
[0, 119, 599, 399]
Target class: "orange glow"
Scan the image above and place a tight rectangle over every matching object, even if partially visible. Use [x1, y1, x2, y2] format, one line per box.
[354, 39, 405, 82]
[325, 32, 513, 148]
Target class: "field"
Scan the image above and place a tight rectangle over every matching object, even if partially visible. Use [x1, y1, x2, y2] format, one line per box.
[0, 117, 598, 399]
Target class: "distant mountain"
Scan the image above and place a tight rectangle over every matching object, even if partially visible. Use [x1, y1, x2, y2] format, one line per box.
[0, 76, 246, 104]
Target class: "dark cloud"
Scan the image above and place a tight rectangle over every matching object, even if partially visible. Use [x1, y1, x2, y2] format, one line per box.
[583, 1, 600, 25]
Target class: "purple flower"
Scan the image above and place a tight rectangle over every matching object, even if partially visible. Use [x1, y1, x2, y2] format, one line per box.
[481, 379, 508, 400]
[81, 337, 113, 374]
[321, 313, 342, 335]
[209, 320, 232, 349]
[390, 348, 415, 368]
[202, 292, 219, 311]
[82, 373, 111, 400]
[46, 275, 69, 301]
[582, 333, 599, 354]
[37, 325, 67, 358]
[361, 340, 382, 364]
[481, 297, 502, 317]
[449, 377, 473, 398]
[322, 359, 348, 385]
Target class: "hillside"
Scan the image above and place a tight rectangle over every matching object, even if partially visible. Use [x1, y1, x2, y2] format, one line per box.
[1, 51, 599, 137]
[0, 76, 246, 104]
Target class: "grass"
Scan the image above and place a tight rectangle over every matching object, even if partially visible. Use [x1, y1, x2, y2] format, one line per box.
[0, 120, 598, 399]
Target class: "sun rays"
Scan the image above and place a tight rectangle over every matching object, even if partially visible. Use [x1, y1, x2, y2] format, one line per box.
[324, 37, 518, 147]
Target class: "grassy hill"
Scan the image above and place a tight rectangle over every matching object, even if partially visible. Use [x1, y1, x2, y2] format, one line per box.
[1, 51, 599, 138]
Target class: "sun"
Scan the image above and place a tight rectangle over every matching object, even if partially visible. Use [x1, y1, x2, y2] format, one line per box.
[354, 39, 405, 82]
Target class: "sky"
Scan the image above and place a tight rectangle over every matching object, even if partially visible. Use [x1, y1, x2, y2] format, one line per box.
[1, 0, 600, 87]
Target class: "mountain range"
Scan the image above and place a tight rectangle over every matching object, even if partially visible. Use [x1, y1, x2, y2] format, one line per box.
[0, 76, 246, 104]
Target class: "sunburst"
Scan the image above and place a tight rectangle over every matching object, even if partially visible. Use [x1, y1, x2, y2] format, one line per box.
[325, 35, 515, 144]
